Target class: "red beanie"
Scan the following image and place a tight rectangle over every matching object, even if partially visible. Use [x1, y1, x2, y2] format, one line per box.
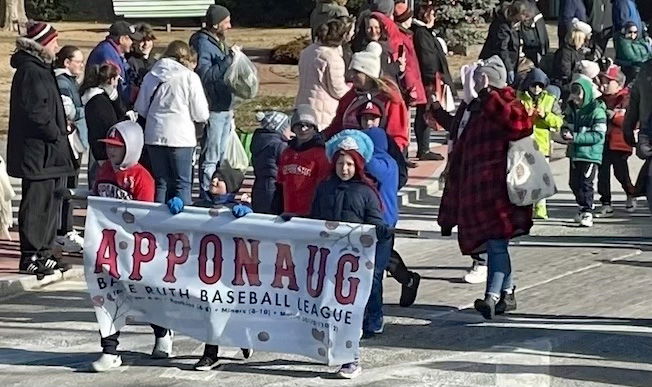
[25, 21, 58, 47]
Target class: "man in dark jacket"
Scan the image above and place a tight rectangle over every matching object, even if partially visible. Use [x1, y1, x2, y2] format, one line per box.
[520, 1, 550, 65]
[86, 21, 142, 106]
[190, 5, 235, 201]
[8, 22, 76, 277]
[479, 0, 536, 85]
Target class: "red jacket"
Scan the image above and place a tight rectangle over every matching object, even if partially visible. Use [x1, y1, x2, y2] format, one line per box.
[436, 88, 533, 254]
[373, 12, 427, 106]
[94, 162, 155, 202]
[277, 136, 331, 216]
[602, 88, 632, 153]
[324, 83, 410, 150]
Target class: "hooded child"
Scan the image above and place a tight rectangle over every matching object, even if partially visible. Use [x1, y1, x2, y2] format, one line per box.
[89, 121, 172, 372]
[561, 76, 608, 227]
[518, 68, 564, 219]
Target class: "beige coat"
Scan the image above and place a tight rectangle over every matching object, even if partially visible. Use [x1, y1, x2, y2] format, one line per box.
[296, 43, 350, 131]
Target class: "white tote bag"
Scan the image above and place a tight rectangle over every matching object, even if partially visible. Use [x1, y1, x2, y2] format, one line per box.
[506, 137, 557, 206]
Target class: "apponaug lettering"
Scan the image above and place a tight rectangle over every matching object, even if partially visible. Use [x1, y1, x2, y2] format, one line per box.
[94, 230, 361, 323]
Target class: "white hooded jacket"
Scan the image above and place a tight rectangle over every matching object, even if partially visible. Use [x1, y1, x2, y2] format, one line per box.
[135, 58, 209, 147]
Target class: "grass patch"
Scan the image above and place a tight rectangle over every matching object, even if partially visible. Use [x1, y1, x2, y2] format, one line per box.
[234, 95, 295, 132]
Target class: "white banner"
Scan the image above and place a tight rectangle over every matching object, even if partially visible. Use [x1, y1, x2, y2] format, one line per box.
[83, 197, 376, 365]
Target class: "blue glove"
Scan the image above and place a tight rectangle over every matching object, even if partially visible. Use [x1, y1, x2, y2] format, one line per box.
[167, 197, 184, 215]
[232, 204, 253, 218]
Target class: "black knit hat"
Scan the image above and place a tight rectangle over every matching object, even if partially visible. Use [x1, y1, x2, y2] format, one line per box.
[206, 5, 231, 27]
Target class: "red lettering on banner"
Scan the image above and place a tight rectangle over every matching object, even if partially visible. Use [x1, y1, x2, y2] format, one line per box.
[306, 245, 329, 298]
[95, 229, 120, 279]
[335, 254, 359, 305]
[163, 233, 190, 283]
[232, 238, 262, 286]
[271, 243, 299, 291]
[129, 232, 156, 280]
[198, 234, 224, 285]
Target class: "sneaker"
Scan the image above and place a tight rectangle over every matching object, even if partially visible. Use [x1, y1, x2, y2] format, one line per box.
[495, 287, 517, 315]
[399, 272, 420, 307]
[241, 348, 254, 359]
[626, 196, 637, 213]
[337, 361, 362, 379]
[418, 151, 445, 161]
[406, 160, 418, 169]
[463, 262, 488, 284]
[579, 212, 593, 227]
[474, 295, 497, 320]
[595, 205, 614, 218]
[55, 230, 84, 253]
[573, 212, 582, 223]
[194, 355, 220, 371]
[18, 255, 54, 280]
[43, 255, 72, 272]
[151, 330, 174, 359]
[90, 353, 122, 372]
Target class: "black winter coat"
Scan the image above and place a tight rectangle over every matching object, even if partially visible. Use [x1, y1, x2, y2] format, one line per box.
[250, 128, 287, 214]
[479, 10, 520, 76]
[84, 92, 127, 162]
[7, 39, 77, 180]
[310, 176, 387, 232]
[551, 43, 582, 95]
[411, 21, 453, 87]
[520, 13, 550, 66]
[126, 52, 156, 88]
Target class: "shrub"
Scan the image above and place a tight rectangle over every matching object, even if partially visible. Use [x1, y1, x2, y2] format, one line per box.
[26, 0, 69, 21]
[270, 35, 311, 65]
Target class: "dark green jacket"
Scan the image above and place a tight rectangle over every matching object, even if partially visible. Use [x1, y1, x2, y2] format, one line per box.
[565, 77, 608, 164]
[615, 34, 652, 67]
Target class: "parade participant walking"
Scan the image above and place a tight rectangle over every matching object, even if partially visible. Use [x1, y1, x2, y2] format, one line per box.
[561, 76, 608, 227]
[296, 18, 351, 131]
[552, 18, 592, 99]
[86, 21, 142, 105]
[273, 105, 331, 216]
[126, 23, 157, 93]
[412, 2, 454, 160]
[190, 4, 236, 200]
[8, 21, 76, 277]
[251, 111, 291, 214]
[135, 40, 209, 205]
[431, 56, 533, 320]
[623, 59, 652, 148]
[596, 65, 636, 216]
[520, 1, 550, 66]
[480, 0, 536, 85]
[89, 121, 173, 372]
[82, 62, 128, 189]
[54, 45, 87, 253]
[312, 130, 392, 378]
[518, 68, 564, 219]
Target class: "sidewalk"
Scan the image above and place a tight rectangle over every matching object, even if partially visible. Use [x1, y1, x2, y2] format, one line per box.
[0, 144, 448, 298]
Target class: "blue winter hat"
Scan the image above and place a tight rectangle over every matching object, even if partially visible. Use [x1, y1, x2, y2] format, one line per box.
[256, 111, 290, 132]
[326, 129, 374, 163]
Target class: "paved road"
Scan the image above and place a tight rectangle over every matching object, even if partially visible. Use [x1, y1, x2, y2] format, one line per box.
[0, 156, 651, 386]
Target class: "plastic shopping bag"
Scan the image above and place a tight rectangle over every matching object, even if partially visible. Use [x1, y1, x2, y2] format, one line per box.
[223, 129, 249, 172]
[506, 137, 557, 206]
[225, 49, 259, 108]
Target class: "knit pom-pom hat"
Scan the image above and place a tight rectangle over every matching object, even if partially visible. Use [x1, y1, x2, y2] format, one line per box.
[326, 129, 374, 163]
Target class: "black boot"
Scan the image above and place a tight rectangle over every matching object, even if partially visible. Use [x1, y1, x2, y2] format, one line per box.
[399, 272, 420, 307]
[495, 287, 517, 315]
[474, 295, 496, 320]
[19, 255, 55, 280]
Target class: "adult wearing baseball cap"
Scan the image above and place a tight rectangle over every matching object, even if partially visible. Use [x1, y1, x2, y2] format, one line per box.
[190, 5, 237, 201]
[8, 21, 76, 277]
[86, 21, 143, 105]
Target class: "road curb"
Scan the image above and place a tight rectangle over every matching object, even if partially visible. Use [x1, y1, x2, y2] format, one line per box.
[0, 265, 84, 299]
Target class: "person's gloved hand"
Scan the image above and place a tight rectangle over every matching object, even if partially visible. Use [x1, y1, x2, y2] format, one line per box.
[280, 213, 294, 222]
[232, 204, 252, 218]
[167, 197, 184, 215]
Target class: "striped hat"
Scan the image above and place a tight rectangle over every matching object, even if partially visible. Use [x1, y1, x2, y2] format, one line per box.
[25, 21, 58, 46]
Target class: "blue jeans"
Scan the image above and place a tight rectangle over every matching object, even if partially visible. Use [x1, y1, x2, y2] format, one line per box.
[147, 145, 194, 205]
[485, 239, 513, 298]
[200, 111, 233, 198]
[363, 236, 391, 333]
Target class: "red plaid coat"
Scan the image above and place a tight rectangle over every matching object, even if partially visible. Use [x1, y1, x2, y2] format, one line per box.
[435, 88, 533, 255]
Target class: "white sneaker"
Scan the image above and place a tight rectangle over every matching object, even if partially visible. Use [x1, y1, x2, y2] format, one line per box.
[55, 230, 84, 253]
[90, 353, 122, 372]
[463, 263, 488, 284]
[626, 197, 637, 213]
[151, 330, 174, 359]
[579, 212, 593, 227]
[337, 361, 362, 379]
[595, 205, 614, 218]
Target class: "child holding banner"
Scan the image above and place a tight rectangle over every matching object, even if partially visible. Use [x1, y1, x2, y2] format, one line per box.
[311, 129, 392, 379]
[90, 121, 173, 372]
